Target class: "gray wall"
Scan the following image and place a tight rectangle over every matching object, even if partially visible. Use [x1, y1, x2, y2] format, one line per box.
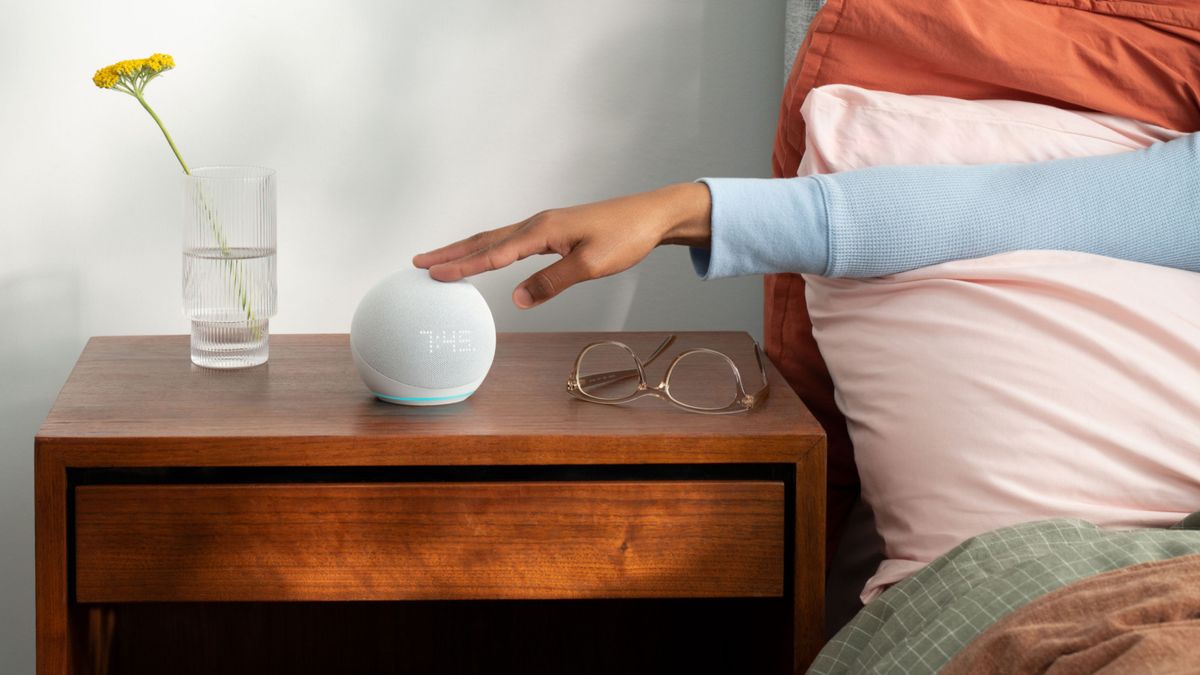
[0, 0, 789, 669]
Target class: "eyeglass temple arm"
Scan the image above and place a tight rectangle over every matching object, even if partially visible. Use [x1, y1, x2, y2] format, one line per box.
[575, 336, 676, 389]
[641, 335, 676, 366]
[745, 344, 771, 401]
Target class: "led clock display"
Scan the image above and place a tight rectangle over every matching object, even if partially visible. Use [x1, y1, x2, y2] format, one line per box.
[419, 329, 475, 354]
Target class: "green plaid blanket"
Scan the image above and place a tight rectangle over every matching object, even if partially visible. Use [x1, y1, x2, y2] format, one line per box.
[809, 518, 1200, 674]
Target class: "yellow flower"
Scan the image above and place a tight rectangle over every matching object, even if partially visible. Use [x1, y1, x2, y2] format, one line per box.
[147, 53, 175, 72]
[91, 54, 175, 90]
[92, 66, 119, 89]
[118, 60, 141, 76]
[91, 52, 188, 173]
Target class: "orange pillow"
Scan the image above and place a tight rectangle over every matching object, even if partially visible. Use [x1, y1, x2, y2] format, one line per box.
[767, 0, 1200, 563]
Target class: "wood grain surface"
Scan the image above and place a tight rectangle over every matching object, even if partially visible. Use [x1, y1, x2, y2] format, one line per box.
[75, 481, 785, 602]
[34, 452, 71, 675]
[794, 444, 827, 672]
[37, 332, 826, 674]
[37, 333, 822, 467]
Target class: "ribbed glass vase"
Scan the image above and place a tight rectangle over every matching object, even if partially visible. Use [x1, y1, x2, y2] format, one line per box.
[182, 166, 277, 368]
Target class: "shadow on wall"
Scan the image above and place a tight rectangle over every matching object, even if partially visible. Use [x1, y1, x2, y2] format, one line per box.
[611, 0, 783, 339]
[250, 0, 778, 338]
[0, 268, 83, 674]
[501, 0, 780, 337]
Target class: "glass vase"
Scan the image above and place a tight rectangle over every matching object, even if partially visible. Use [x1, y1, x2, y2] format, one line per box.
[182, 166, 277, 368]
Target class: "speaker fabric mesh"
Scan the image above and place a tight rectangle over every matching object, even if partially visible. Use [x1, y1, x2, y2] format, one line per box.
[351, 269, 496, 390]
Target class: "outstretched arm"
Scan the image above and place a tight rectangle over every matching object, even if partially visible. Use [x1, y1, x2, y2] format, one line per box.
[693, 132, 1199, 279]
[416, 134, 1197, 308]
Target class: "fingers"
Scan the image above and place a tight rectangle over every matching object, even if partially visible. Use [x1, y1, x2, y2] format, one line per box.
[411, 222, 522, 270]
[425, 225, 551, 282]
[513, 253, 593, 309]
[414, 192, 670, 308]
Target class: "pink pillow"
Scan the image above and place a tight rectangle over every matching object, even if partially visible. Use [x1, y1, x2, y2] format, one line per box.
[798, 85, 1199, 602]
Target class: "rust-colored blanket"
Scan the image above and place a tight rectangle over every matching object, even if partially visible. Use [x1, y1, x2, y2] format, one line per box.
[942, 554, 1200, 674]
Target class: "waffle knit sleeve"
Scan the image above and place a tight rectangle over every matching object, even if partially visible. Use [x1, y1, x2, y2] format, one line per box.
[690, 133, 1198, 279]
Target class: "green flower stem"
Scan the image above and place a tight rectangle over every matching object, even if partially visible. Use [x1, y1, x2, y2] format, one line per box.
[134, 92, 190, 175]
[131, 91, 261, 338]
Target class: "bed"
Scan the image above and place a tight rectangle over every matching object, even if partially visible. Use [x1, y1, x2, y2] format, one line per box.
[776, 1, 1200, 672]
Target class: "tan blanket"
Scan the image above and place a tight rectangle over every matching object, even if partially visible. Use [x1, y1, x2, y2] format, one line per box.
[942, 553, 1200, 674]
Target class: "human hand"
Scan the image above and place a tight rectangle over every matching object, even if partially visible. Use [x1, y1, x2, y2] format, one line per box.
[412, 182, 711, 308]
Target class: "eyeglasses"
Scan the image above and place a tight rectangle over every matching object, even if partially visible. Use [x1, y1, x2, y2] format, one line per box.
[566, 335, 770, 414]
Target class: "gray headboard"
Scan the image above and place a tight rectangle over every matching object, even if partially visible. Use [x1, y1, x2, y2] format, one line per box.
[786, 0, 826, 73]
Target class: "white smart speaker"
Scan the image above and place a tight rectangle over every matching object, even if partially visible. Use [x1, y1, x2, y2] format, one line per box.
[351, 268, 497, 406]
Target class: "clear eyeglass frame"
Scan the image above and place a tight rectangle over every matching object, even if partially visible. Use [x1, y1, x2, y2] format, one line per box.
[566, 335, 770, 414]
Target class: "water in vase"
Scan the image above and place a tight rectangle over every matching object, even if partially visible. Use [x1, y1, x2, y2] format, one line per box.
[183, 246, 277, 368]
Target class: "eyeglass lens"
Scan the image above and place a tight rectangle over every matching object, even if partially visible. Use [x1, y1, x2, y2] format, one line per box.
[577, 343, 642, 400]
[665, 351, 740, 410]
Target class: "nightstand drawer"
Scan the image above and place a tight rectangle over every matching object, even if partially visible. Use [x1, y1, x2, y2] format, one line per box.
[74, 481, 785, 602]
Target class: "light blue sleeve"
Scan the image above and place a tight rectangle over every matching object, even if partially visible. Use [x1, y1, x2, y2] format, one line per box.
[689, 175, 828, 278]
[691, 133, 1199, 279]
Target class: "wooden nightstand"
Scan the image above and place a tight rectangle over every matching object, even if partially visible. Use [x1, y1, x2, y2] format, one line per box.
[36, 332, 825, 674]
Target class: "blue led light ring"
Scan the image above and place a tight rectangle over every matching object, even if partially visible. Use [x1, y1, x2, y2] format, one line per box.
[371, 391, 475, 403]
